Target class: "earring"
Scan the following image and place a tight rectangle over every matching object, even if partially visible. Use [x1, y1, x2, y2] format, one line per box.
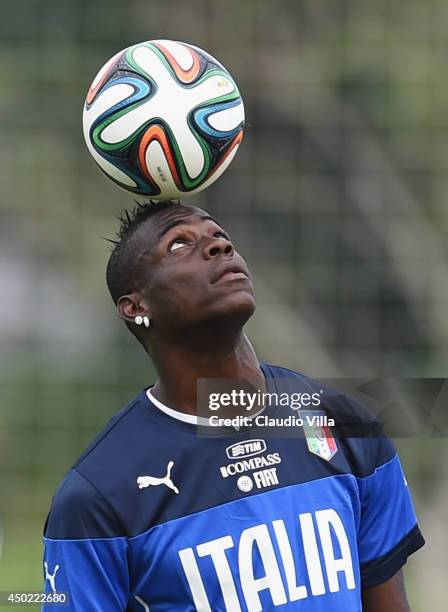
[134, 315, 150, 328]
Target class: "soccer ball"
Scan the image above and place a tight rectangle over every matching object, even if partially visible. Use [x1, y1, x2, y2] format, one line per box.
[82, 40, 245, 199]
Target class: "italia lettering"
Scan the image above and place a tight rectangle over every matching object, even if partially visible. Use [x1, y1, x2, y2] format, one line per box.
[179, 509, 355, 611]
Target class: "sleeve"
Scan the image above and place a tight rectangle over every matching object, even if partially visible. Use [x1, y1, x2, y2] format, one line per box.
[42, 469, 130, 611]
[356, 439, 425, 588]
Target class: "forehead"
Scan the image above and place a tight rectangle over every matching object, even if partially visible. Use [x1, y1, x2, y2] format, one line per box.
[136, 205, 222, 254]
[149, 205, 215, 238]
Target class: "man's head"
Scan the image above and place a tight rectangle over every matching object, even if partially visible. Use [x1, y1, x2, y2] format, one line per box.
[106, 201, 255, 348]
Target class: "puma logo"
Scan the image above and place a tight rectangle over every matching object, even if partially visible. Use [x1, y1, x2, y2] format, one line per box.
[137, 460, 179, 494]
[44, 561, 59, 593]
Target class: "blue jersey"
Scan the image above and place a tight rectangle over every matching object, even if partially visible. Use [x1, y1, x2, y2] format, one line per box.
[42, 363, 424, 611]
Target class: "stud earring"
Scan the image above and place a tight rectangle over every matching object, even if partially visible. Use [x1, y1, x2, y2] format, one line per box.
[143, 316, 151, 328]
[134, 315, 143, 326]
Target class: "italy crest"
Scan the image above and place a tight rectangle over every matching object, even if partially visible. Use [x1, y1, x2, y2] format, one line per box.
[300, 410, 338, 461]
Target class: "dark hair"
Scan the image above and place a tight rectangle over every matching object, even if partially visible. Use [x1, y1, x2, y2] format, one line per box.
[106, 199, 179, 304]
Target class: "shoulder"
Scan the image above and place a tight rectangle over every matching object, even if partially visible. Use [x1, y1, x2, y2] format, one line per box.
[73, 394, 144, 467]
[263, 362, 377, 419]
[44, 389, 186, 539]
[44, 468, 124, 539]
[263, 362, 397, 477]
[44, 392, 150, 539]
[71, 390, 167, 480]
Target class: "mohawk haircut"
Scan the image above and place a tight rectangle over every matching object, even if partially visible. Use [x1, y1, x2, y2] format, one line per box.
[106, 199, 180, 304]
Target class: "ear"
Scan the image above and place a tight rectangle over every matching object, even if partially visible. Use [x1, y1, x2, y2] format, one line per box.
[116, 294, 151, 323]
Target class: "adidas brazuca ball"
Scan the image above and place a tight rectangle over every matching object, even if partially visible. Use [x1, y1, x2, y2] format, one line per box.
[82, 39, 245, 199]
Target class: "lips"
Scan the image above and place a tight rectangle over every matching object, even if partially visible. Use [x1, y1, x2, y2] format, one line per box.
[211, 263, 249, 284]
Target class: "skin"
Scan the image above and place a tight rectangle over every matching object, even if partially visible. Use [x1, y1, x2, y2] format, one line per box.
[117, 204, 266, 413]
[362, 569, 410, 611]
[116, 204, 411, 609]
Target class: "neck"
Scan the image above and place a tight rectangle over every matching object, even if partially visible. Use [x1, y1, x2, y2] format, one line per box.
[149, 325, 265, 415]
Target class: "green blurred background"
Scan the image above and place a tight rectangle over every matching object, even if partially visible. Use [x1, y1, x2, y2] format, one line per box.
[1, 0, 447, 609]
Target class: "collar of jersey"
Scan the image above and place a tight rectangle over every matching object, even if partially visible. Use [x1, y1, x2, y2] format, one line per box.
[147, 389, 212, 426]
[141, 362, 280, 431]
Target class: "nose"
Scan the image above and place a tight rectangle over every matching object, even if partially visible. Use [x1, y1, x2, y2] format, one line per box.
[203, 235, 234, 259]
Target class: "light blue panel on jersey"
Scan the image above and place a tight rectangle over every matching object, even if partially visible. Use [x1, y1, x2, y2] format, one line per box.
[42, 536, 130, 611]
[42, 456, 419, 611]
[356, 454, 418, 564]
[129, 475, 363, 612]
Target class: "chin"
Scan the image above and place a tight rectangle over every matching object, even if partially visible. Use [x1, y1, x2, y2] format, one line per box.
[206, 290, 256, 326]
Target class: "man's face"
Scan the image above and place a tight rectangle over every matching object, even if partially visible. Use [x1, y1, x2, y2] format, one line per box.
[136, 205, 255, 332]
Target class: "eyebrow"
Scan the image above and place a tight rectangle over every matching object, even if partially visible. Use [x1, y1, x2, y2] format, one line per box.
[158, 214, 218, 239]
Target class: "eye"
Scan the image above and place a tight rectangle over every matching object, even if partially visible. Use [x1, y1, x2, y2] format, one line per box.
[214, 231, 229, 240]
[169, 238, 189, 252]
